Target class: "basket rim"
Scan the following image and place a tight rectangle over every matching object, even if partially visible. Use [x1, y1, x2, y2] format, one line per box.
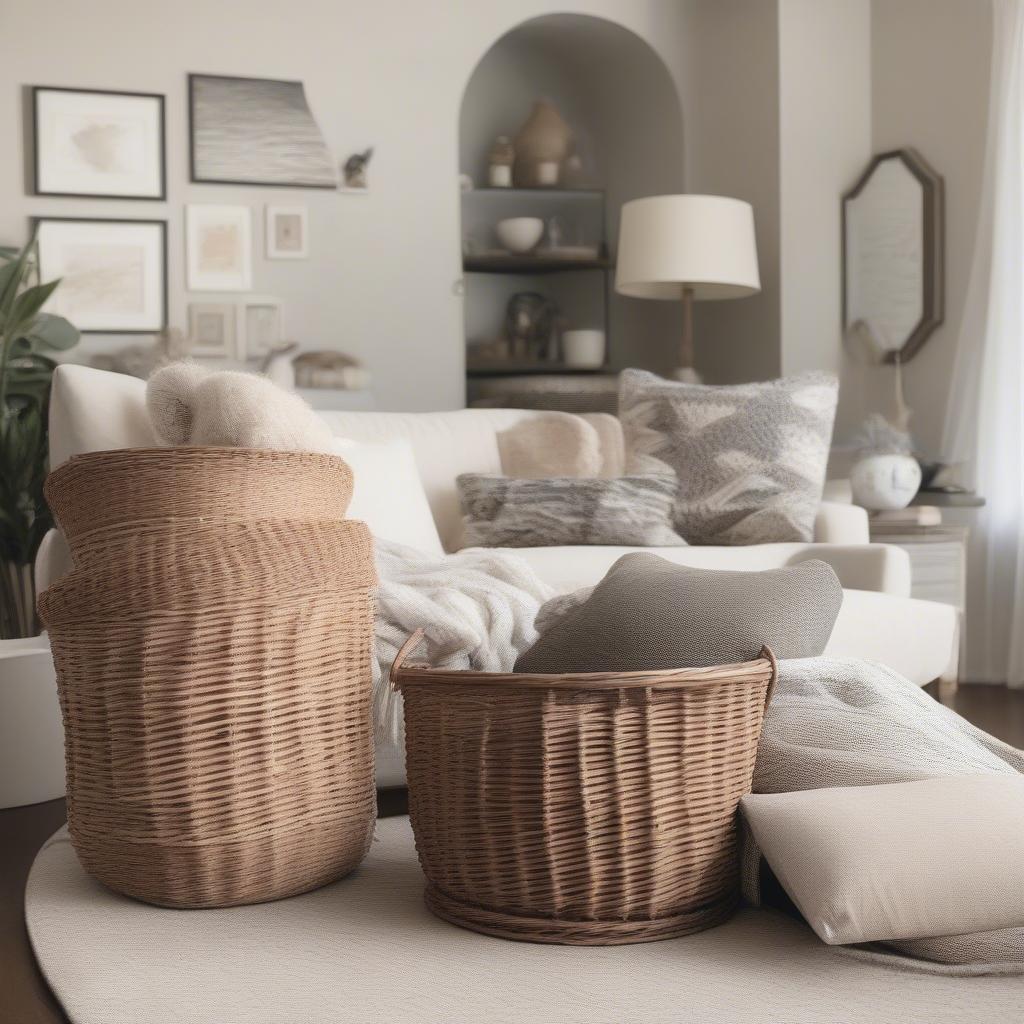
[54, 446, 346, 465]
[392, 638, 777, 692]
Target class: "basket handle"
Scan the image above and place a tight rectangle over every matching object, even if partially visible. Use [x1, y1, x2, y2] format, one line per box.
[390, 628, 426, 689]
[759, 645, 778, 708]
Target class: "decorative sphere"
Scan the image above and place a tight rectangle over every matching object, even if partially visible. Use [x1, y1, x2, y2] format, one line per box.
[850, 454, 922, 511]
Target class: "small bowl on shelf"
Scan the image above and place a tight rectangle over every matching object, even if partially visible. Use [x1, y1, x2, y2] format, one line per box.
[496, 217, 544, 254]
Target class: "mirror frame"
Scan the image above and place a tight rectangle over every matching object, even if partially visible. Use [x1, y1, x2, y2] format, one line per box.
[842, 147, 944, 364]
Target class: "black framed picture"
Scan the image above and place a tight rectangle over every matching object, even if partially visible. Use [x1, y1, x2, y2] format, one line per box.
[35, 217, 167, 333]
[32, 86, 166, 200]
[188, 73, 337, 189]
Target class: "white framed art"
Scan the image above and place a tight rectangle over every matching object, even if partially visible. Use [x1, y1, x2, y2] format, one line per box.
[185, 204, 252, 292]
[36, 217, 167, 333]
[188, 302, 238, 357]
[265, 205, 308, 259]
[33, 86, 165, 199]
[239, 297, 283, 357]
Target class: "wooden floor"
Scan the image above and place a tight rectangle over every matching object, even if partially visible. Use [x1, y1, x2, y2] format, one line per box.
[2, 685, 1021, 1024]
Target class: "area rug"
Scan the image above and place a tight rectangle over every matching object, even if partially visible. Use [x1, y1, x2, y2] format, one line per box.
[27, 817, 1023, 1024]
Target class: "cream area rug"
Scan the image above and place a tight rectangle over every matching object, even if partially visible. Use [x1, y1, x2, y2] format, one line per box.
[27, 818, 1023, 1024]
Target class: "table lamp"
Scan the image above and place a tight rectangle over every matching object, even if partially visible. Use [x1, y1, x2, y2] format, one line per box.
[615, 194, 761, 383]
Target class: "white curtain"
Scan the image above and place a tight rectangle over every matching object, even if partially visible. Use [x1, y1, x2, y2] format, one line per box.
[943, 0, 1024, 686]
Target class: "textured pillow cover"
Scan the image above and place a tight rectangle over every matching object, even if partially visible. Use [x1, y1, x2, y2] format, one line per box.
[619, 369, 838, 545]
[514, 551, 842, 673]
[741, 775, 1024, 946]
[457, 474, 685, 548]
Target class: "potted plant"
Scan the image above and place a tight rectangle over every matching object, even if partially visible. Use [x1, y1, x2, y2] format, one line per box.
[0, 236, 79, 639]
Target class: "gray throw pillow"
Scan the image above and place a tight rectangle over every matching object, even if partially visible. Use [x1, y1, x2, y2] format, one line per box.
[514, 552, 842, 673]
[619, 369, 838, 545]
[457, 474, 685, 548]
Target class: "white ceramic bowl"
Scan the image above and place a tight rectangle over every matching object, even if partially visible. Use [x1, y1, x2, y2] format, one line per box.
[562, 329, 606, 368]
[496, 217, 544, 254]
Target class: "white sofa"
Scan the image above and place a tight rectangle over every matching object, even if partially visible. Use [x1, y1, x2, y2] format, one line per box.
[40, 365, 958, 787]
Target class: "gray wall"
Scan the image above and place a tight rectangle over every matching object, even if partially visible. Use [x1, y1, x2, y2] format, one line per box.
[871, 0, 992, 461]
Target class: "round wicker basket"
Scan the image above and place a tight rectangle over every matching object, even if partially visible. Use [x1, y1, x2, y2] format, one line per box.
[39, 448, 377, 909]
[392, 630, 775, 945]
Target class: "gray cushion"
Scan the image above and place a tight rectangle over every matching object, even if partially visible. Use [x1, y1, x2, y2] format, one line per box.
[619, 369, 838, 545]
[514, 552, 842, 673]
[457, 474, 685, 548]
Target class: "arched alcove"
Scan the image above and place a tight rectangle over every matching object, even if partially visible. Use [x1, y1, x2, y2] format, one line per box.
[458, 14, 685, 404]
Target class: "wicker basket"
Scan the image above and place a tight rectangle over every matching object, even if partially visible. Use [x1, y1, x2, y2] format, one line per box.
[39, 448, 377, 909]
[392, 630, 775, 945]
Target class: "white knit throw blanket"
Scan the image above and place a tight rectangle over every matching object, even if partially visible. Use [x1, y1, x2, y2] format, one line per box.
[747, 657, 1024, 975]
[371, 539, 552, 744]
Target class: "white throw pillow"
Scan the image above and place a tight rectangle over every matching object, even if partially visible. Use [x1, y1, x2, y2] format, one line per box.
[741, 774, 1024, 945]
[331, 438, 444, 556]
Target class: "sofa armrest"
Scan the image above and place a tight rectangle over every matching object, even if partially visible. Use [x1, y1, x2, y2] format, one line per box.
[787, 543, 911, 597]
[814, 501, 869, 544]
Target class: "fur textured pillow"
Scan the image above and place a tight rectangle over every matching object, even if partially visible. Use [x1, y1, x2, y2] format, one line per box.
[515, 552, 842, 673]
[458, 473, 685, 548]
[147, 362, 334, 453]
[619, 369, 838, 544]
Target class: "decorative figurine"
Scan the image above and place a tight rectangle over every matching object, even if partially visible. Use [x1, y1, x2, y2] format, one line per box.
[342, 148, 373, 190]
[850, 413, 923, 511]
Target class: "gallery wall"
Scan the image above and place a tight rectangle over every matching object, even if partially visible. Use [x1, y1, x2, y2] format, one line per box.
[0, 0, 693, 411]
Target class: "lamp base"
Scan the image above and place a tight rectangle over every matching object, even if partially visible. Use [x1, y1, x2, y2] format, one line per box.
[670, 366, 703, 385]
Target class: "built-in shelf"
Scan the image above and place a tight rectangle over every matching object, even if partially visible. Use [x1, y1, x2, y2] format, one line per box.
[467, 361, 611, 378]
[464, 254, 613, 274]
[464, 186, 605, 196]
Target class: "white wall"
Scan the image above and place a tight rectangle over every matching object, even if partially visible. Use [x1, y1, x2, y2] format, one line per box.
[0, 0, 690, 411]
[871, 0, 992, 460]
[779, 0, 872, 440]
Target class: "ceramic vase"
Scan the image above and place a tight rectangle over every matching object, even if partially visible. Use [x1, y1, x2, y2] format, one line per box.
[514, 99, 572, 187]
[850, 453, 922, 510]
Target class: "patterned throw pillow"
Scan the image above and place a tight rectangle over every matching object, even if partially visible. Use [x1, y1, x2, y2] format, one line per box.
[457, 473, 685, 548]
[515, 552, 842, 673]
[619, 369, 838, 545]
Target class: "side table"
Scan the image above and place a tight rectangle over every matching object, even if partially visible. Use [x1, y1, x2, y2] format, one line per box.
[868, 518, 969, 692]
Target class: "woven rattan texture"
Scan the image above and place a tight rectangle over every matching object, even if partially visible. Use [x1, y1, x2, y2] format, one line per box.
[394, 646, 775, 945]
[40, 448, 377, 909]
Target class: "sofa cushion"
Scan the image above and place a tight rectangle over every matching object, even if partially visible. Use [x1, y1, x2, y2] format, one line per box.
[741, 775, 1024, 945]
[457, 473, 685, 548]
[332, 438, 443, 555]
[619, 369, 837, 545]
[514, 551, 841, 673]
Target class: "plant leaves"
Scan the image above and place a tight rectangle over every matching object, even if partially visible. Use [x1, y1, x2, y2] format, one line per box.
[25, 312, 79, 351]
[9, 278, 60, 335]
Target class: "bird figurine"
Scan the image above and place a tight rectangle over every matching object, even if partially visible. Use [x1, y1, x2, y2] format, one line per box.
[342, 148, 374, 189]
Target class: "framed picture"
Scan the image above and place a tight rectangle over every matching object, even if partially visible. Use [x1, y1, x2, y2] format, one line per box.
[185, 204, 252, 292]
[265, 205, 308, 259]
[188, 302, 238, 357]
[239, 298, 283, 358]
[189, 73, 336, 188]
[32, 86, 165, 199]
[35, 217, 167, 333]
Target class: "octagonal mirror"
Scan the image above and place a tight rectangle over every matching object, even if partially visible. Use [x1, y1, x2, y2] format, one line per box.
[842, 148, 944, 364]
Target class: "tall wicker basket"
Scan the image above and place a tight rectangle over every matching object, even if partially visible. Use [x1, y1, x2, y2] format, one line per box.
[392, 630, 775, 945]
[39, 448, 377, 909]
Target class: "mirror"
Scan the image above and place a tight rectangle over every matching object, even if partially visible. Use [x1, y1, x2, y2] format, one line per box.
[842, 148, 943, 364]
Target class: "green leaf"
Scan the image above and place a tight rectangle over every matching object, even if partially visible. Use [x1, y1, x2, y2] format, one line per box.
[0, 242, 31, 314]
[0, 259, 22, 315]
[24, 312, 79, 351]
[9, 278, 60, 332]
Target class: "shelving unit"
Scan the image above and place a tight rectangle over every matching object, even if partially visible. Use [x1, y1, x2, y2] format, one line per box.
[460, 186, 613, 404]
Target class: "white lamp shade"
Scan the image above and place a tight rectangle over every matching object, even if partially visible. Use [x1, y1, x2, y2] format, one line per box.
[615, 194, 761, 300]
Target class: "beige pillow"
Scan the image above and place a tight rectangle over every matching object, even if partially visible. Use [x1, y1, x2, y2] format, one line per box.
[741, 775, 1024, 945]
